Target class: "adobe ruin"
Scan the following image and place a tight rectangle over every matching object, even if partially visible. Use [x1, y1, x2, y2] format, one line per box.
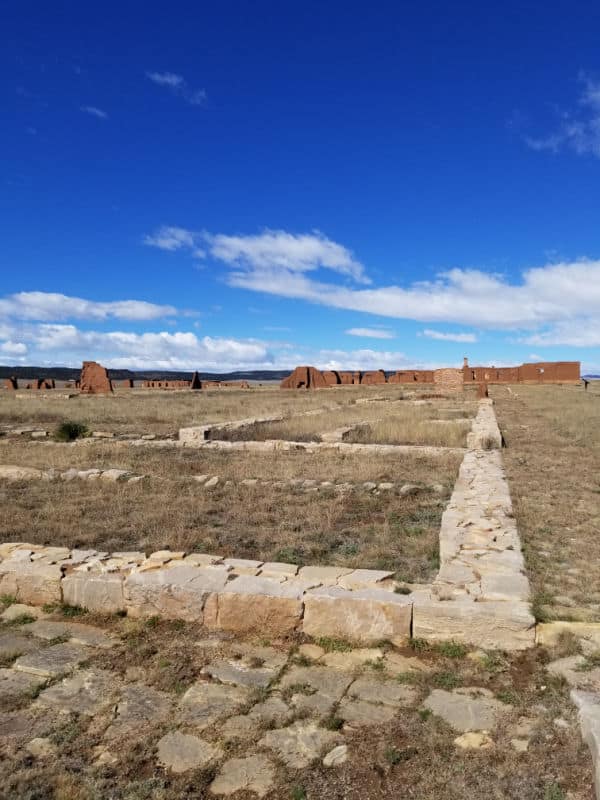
[281, 358, 580, 389]
[79, 361, 114, 394]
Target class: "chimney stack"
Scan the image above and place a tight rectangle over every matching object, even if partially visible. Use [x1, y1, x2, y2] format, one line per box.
[463, 357, 469, 368]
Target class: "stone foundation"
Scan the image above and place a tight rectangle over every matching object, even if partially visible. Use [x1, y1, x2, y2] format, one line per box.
[0, 400, 535, 651]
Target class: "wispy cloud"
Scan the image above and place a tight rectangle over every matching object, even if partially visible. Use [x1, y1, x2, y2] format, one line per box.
[79, 105, 108, 120]
[525, 73, 600, 158]
[420, 329, 477, 343]
[144, 224, 600, 346]
[145, 71, 207, 106]
[345, 327, 395, 339]
[0, 292, 176, 322]
[144, 226, 368, 283]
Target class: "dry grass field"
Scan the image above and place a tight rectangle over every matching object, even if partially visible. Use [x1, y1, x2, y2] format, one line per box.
[0, 386, 396, 435]
[492, 382, 600, 622]
[219, 401, 475, 446]
[0, 437, 461, 580]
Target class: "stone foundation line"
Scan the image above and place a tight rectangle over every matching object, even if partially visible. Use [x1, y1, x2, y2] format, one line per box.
[0, 464, 144, 484]
[411, 399, 535, 651]
[0, 463, 446, 496]
[0, 400, 534, 651]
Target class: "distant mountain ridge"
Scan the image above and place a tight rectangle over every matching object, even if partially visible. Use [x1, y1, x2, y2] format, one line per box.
[0, 365, 291, 382]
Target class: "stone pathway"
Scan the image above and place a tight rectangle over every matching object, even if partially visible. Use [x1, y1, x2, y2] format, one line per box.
[0, 609, 593, 799]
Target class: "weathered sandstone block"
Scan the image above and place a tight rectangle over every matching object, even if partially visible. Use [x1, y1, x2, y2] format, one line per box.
[302, 586, 412, 646]
[207, 576, 304, 635]
[411, 592, 535, 650]
[62, 571, 126, 613]
[0, 560, 63, 605]
[125, 565, 228, 621]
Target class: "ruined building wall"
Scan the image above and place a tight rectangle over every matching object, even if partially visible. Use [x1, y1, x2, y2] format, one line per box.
[433, 368, 464, 394]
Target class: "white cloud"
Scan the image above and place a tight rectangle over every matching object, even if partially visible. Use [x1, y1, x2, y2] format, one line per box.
[146, 71, 185, 88]
[0, 292, 176, 322]
[142, 226, 205, 257]
[206, 230, 368, 283]
[226, 258, 600, 332]
[24, 324, 271, 371]
[145, 71, 206, 106]
[420, 329, 477, 343]
[144, 226, 368, 283]
[522, 319, 600, 347]
[0, 340, 27, 355]
[525, 73, 600, 158]
[80, 106, 108, 120]
[345, 327, 395, 339]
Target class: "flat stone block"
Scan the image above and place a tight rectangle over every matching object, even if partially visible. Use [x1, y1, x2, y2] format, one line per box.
[303, 586, 412, 646]
[22, 620, 116, 649]
[338, 569, 394, 591]
[259, 562, 299, 578]
[224, 558, 263, 575]
[0, 668, 46, 702]
[298, 566, 353, 586]
[211, 575, 304, 635]
[412, 594, 535, 651]
[36, 668, 120, 715]
[179, 682, 250, 729]
[157, 730, 222, 773]
[0, 561, 62, 605]
[125, 564, 228, 621]
[14, 643, 89, 678]
[571, 690, 600, 799]
[62, 571, 126, 614]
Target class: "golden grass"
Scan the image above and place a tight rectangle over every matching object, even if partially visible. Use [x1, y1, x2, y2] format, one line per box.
[0, 385, 405, 434]
[492, 383, 600, 621]
[219, 400, 475, 444]
[0, 475, 454, 579]
[0, 386, 467, 580]
[0, 437, 461, 484]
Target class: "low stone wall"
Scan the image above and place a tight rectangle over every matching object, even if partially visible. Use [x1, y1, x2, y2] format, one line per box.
[0, 544, 412, 645]
[179, 416, 284, 445]
[466, 398, 502, 449]
[181, 439, 466, 457]
[411, 400, 535, 650]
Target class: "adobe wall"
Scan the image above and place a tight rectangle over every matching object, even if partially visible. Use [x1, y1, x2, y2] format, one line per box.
[80, 361, 113, 394]
[280, 360, 579, 389]
[361, 370, 387, 385]
[389, 370, 434, 383]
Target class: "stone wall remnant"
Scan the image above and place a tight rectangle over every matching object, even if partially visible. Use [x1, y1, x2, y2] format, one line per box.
[5, 377, 18, 390]
[433, 368, 464, 394]
[79, 361, 113, 394]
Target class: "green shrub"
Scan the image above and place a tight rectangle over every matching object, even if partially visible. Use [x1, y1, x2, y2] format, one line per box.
[54, 421, 89, 442]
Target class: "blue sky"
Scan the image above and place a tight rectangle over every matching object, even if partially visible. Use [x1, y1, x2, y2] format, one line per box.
[2, 1, 600, 372]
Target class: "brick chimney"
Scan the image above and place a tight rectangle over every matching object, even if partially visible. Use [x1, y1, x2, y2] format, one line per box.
[463, 357, 469, 368]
